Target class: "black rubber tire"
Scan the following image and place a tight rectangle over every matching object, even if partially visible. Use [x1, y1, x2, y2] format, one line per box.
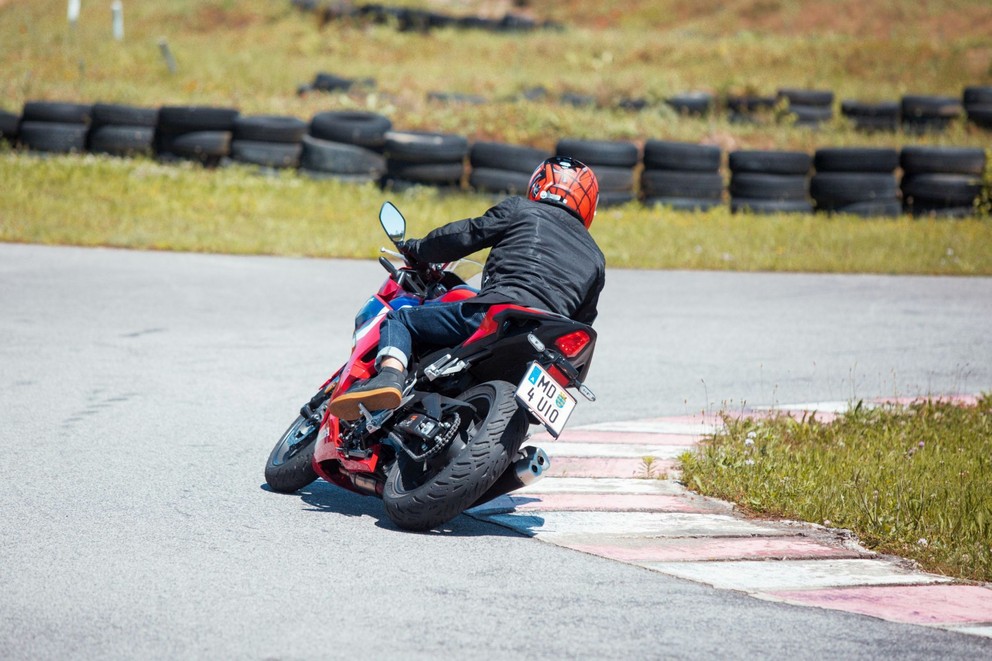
[21, 101, 92, 124]
[17, 121, 88, 153]
[967, 104, 992, 128]
[900, 146, 986, 175]
[829, 199, 903, 218]
[264, 404, 324, 494]
[778, 88, 834, 107]
[427, 91, 487, 105]
[728, 150, 812, 175]
[665, 92, 713, 116]
[0, 110, 20, 141]
[233, 115, 307, 143]
[559, 92, 597, 108]
[642, 140, 721, 172]
[810, 173, 898, 209]
[309, 111, 392, 148]
[300, 135, 386, 176]
[593, 165, 635, 192]
[91, 103, 159, 128]
[785, 104, 834, 125]
[383, 130, 469, 164]
[386, 160, 465, 184]
[849, 115, 901, 132]
[169, 130, 232, 158]
[87, 125, 154, 156]
[813, 147, 899, 173]
[598, 191, 637, 207]
[900, 95, 963, 119]
[312, 72, 357, 92]
[469, 141, 550, 172]
[901, 174, 983, 206]
[382, 381, 528, 531]
[157, 106, 239, 132]
[230, 139, 302, 168]
[963, 86, 992, 106]
[730, 173, 809, 201]
[556, 138, 639, 167]
[726, 95, 777, 114]
[841, 100, 900, 118]
[468, 167, 531, 194]
[642, 197, 724, 212]
[731, 198, 814, 214]
[640, 170, 724, 200]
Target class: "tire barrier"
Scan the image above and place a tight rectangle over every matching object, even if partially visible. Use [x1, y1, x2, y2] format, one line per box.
[729, 150, 814, 215]
[640, 140, 724, 211]
[964, 86, 992, 130]
[2, 97, 989, 218]
[900, 95, 963, 135]
[726, 95, 777, 124]
[556, 138, 639, 208]
[468, 141, 551, 195]
[665, 92, 714, 117]
[778, 88, 834, 127]
[811, 148, 901, 217]
[298, 71, 376, 96]
[17, 101, 92, 154]
[291, 1, 560, 34]
[840, 100, 901, 133]
[900, 146, 987, 218]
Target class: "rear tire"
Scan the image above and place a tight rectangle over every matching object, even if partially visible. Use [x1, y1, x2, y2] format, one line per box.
[383, 381, 528, 531]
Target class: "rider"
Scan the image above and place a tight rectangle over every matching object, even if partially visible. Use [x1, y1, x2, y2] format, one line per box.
[328, 156, 606, 421]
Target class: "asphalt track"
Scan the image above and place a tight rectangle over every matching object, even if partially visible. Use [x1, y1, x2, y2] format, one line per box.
[1, 243, 990, 659]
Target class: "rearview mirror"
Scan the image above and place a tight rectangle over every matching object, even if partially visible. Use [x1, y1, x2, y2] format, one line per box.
[379, 201, 406, 243]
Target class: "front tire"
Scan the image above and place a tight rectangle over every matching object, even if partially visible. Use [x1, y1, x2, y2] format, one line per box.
[383, 381, 528, 531]
[264, 401, 326, 494]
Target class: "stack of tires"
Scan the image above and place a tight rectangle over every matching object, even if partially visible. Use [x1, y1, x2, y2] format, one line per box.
[555, 138, 639, 208]
[778, 88, 834, 127]
[87, 103, 158, 157]
[963, 86, 992, 130]
[729, 150, 813, 214]
[382, 130, 469, 190]
[900, 95, 962, 134]
[468, 142, 550, 196]
[17, 101, 91, 154]
[810, 148, 901, 217]
[230, 115, 307, 169]
[639, 140, 723, 211]
[0, 108, 20, 145]
[301, 111, 391, 183]
[155, 105, 239, 166]
[726, 95, 776, 124]
[665, 92, 713, 117]
[840, 100, 900, 132]
[900, 146, 986, 218]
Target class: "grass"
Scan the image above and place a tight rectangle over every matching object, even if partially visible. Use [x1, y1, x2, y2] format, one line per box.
[3, 151, 992, 273]
[679, 396, 992, 582]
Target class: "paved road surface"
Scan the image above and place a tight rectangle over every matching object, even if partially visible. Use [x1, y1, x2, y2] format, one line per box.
[1, 244, 990, 659]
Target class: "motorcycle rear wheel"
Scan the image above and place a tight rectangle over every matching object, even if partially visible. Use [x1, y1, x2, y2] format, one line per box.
[383, 380, 529, 531]
[264, 401, 325, 494]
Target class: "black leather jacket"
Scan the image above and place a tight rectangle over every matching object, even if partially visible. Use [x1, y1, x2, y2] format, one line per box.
[404, 197, 606, 324]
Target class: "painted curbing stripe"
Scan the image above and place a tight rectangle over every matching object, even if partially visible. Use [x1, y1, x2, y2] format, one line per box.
[475, 510, 791, 538]
[642, 558, 952, 592]
[537, 442, 690, 459]
[468, 492, 731, 515]
[556, 536, 862, 563]
[578, 420, 722, 435]
[516, 477, 687, 495]
[545, 456, 674, 478]
[760, 584, 992, 626]
[943, 624, 992, 639]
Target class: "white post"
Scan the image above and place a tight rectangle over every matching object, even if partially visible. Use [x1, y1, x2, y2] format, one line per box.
[111, 1, 124, 41]
[67, 0, 81, 27]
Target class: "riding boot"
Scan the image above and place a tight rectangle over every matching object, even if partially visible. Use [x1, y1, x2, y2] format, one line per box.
[327, 366, 406, 421]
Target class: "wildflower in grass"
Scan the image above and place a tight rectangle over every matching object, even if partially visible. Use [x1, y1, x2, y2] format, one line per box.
[918, 538, 929, 547]
[745, 459, 755, 466]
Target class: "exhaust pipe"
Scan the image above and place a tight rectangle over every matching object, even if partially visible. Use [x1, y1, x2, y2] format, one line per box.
[470, 446, 550, 508]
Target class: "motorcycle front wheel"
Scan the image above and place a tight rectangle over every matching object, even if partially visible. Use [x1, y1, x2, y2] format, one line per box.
[383, 380, 529, 532]
[264, 400, 326, 494]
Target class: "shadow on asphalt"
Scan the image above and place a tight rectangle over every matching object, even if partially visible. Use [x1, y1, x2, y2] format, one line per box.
[262, 480, 527, 538]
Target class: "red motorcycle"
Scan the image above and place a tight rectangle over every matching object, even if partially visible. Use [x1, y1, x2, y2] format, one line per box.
[264, 202, 597, 531]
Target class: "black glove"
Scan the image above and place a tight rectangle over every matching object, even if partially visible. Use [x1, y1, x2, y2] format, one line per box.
[396, 239, 428, 269]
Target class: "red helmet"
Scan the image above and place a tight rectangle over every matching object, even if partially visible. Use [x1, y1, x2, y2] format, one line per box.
[527, 156, 599, 228]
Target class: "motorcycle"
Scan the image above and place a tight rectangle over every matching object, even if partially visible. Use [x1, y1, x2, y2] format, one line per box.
[264, 201, 598, 531]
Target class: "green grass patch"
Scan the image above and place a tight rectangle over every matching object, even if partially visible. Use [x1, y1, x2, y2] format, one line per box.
[680, 397, 992, 582]
[3, 152, 992, 274]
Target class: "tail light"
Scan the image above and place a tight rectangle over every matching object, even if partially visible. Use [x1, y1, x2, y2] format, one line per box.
[555, 330, 591, 358]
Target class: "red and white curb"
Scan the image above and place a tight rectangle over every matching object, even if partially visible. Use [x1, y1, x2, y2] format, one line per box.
[467, 396, 992, 639]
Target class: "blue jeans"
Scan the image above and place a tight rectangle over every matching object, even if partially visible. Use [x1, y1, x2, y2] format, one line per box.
[377, 301, 488, 369]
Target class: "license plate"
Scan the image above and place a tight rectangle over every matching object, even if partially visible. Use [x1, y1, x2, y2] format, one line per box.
[515, 362, 576, 438]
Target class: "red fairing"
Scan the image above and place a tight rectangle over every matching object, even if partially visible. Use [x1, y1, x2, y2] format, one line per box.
[462, 304, 543, 346]
[438, 287, 477, 303]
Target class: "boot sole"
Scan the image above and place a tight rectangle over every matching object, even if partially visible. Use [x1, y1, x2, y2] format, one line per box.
[327, 386, 403, 421]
